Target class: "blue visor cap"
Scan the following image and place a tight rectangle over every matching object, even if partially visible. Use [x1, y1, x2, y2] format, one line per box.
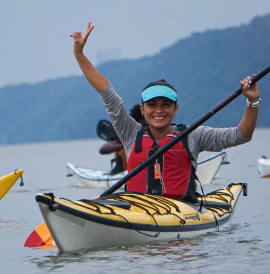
[141, 85, 177, 103]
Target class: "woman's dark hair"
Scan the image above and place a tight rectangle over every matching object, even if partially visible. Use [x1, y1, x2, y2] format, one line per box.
[142, 79, 177, 92]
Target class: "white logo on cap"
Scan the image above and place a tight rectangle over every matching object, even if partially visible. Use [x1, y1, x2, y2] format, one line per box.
[156, 88, 164, 93]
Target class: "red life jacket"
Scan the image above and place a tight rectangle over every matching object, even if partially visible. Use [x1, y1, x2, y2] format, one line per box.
[127, 125, 198, 203]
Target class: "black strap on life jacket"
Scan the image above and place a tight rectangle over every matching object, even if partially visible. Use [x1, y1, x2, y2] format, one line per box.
[135, 124, 149, 152]
[175, 124, 195, 161]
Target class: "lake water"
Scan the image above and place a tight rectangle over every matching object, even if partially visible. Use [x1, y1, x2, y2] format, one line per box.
[1, 128, 270, 274]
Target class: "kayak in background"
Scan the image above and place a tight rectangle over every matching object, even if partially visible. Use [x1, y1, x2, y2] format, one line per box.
[31, 182, 247, 252]
[0, 169, 24, 200]
[66, 151, 229, 188]
[197, 151, 229, 185]
[258, 156, 270, 178]
[66, 163, 127, 188]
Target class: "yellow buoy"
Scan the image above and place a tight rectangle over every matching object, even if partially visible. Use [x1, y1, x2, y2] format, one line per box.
[0, 169, 24, 200]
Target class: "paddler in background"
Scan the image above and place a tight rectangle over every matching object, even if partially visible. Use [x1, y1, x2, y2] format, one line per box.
[98, 104, 145, 175]
[70, 22, 260, 208]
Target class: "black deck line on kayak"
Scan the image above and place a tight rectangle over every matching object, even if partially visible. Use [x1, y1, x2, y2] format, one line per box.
[80, 199, 132, 210]
[200, 201, 231, 211]
[35, 192, 239, 233]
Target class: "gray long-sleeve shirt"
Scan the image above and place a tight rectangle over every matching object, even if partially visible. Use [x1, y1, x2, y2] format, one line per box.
[100, 82, 251, 168]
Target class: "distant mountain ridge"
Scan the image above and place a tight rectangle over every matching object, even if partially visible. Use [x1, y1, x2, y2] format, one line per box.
[1, 14, 270, 145]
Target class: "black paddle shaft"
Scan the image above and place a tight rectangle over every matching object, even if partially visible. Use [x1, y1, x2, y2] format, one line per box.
[100, 65, 270, 197]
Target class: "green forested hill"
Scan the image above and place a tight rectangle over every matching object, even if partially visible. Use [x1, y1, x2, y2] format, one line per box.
[1, 14, 270, 145]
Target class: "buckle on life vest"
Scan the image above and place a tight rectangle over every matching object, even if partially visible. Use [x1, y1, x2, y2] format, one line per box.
[154, 160, 161, 179]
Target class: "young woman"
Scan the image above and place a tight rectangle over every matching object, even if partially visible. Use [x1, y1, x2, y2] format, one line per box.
[70, 22, 260, 204]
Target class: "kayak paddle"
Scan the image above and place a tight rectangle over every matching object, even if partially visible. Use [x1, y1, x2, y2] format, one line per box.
[24, 221, 55, 247]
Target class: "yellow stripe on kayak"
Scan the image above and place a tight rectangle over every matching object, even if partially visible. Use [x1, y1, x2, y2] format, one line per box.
[0, 169, 24, 200]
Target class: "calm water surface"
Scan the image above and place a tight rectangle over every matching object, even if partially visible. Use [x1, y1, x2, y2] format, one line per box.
[1, 129, 270, 274]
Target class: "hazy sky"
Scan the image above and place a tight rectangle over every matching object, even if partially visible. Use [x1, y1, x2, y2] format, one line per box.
[1, 0, 270, 88]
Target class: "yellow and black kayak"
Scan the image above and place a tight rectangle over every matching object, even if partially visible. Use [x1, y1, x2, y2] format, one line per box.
[0, 169, 24, 200]
[32, 183, 247, 252]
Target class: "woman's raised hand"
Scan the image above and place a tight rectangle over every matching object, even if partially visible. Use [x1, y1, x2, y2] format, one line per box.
[70, 22, 94, 55]
[240, 74, 260, 103]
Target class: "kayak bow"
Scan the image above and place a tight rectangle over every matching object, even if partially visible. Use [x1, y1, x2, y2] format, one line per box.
[0, 169, 24, 200]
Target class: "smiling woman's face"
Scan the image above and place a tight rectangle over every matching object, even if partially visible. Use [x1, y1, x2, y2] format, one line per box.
[141, 97, 178, 132]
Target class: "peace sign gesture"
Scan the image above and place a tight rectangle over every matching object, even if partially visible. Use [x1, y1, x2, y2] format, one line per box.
[70, 22, 95, 55]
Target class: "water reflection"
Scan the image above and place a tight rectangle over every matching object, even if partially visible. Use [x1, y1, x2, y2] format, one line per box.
[32, 237, 211, 272]
[24, 219, 270, 273]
